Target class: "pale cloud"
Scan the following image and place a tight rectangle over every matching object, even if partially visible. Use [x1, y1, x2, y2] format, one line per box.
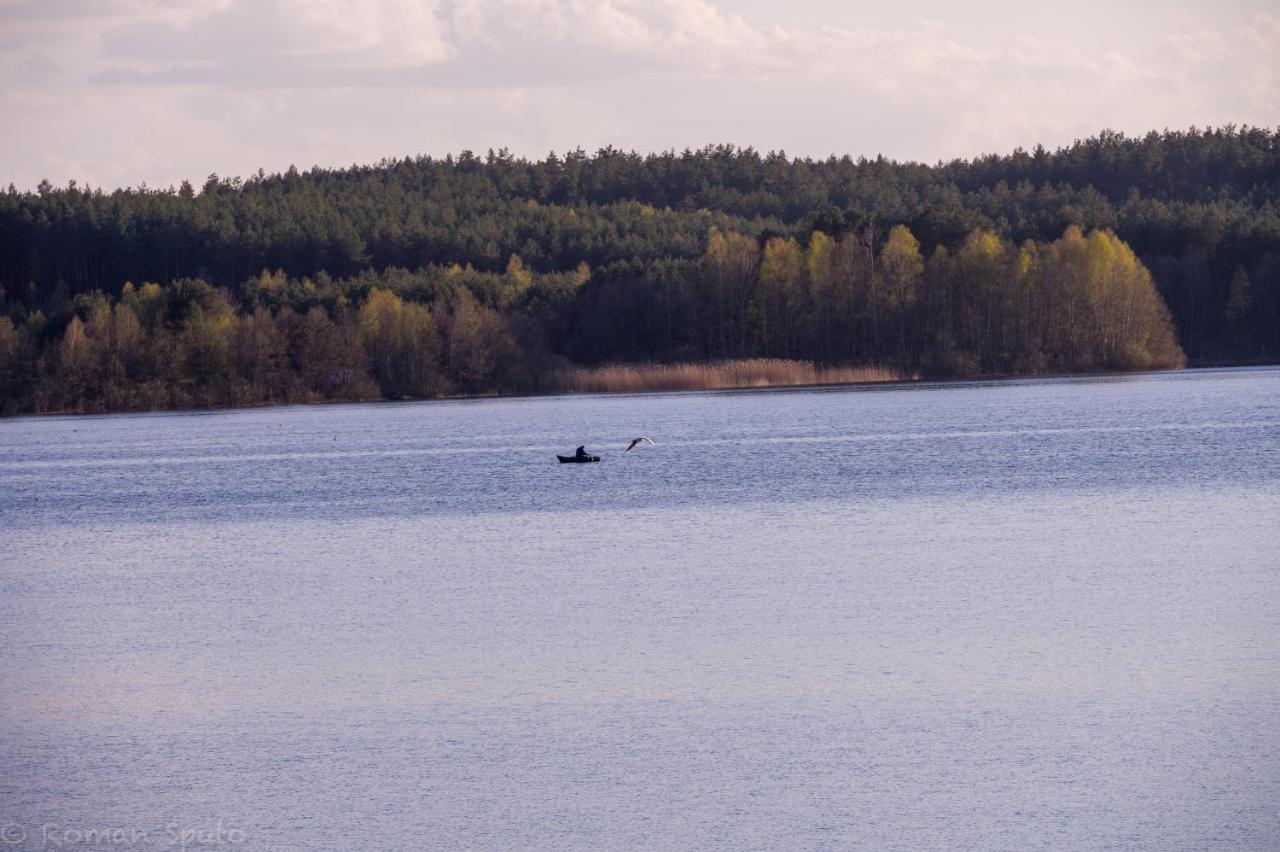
[96, 0, 454, 81]
[1, 0, 1277, 189]
[92, 0, 780, 84]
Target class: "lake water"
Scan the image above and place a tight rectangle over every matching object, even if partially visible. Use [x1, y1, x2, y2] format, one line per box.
[1, 367, 1278, 850]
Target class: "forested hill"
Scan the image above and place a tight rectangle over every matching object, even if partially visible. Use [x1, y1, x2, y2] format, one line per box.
[0, 126, 1276, 414]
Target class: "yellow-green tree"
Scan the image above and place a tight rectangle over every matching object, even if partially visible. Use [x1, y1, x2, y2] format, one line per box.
[753, 236, 805, 357]
[878, 224, 924, 360]
[806, 231, 837, 359]
[359, 287, 445, 398]
[832, 230, 876, 361]
[52, 315, 95, 409]
[177, 297, 236, 404]
[701, 229, 760, 357]
[1079, 229, 1184, 369]
[446, 287, 513, 392]
[500, 254, 534, 308]
[950, 229, 1006, 368]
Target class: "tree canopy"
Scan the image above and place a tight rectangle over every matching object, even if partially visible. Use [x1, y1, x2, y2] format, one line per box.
[2, 125, 1274, 414]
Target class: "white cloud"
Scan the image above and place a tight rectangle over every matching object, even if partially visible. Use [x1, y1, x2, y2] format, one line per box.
[94, 0, 453, 82]
[1, 0, 1277, 188]
[84, 0, 783, 85]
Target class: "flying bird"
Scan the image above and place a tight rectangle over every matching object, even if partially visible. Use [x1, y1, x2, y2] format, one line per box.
[626, 437, 656, 452]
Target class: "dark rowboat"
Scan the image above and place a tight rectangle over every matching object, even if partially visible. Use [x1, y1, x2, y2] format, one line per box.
[557, 454, 601, 463]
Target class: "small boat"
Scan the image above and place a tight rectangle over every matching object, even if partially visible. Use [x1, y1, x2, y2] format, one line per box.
[557, 454, 601, 463]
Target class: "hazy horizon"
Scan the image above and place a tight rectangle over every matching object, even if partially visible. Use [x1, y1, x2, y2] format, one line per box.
[2, 0, 1278, 192]
[13, 127, 1274, 193]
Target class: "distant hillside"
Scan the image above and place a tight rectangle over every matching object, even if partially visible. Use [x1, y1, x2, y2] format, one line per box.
[0, 126, 1275, 414]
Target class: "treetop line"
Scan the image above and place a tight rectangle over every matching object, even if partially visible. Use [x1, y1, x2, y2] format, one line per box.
[0, 126, 1276, 414]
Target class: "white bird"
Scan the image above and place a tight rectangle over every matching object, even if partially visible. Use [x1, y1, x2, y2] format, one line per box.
[626, 437, 656, 452]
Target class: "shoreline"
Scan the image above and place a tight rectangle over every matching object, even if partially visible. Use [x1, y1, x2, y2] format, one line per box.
[4, 362, 1276, 421]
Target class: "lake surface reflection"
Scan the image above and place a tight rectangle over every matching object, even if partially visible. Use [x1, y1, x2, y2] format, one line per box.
[2, 367, 1278, 848]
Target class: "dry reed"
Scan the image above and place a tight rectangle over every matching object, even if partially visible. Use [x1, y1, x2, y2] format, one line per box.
[555, 358, 909, 394]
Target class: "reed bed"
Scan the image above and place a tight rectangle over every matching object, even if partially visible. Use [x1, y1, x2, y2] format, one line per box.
[556, 359, 909, 394]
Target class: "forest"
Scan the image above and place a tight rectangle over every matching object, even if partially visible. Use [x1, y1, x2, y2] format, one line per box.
[0, 125, 1275, 414]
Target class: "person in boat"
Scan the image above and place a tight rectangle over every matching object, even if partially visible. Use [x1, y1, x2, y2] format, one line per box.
[575, 445, 590, 460]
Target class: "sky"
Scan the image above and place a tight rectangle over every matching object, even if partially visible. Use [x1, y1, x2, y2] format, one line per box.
[1, 0, 1277, 190]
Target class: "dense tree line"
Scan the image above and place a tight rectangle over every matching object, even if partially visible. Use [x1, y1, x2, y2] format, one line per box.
[0, 125, 1271, 413]
[574, 223, 1183, 373]
[0, 223, 1182, 415]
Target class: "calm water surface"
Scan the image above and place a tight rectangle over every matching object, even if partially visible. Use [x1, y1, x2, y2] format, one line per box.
[2, 368, 1278, 849]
